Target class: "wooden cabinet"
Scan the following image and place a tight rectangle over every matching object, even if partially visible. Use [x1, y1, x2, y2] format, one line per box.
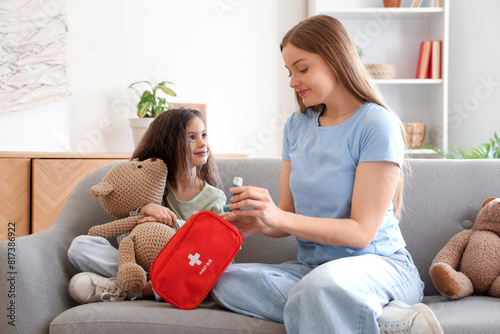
[31, 158, 124, 233]
[0, 153, 130, 242]
[0, 158, 31, 242]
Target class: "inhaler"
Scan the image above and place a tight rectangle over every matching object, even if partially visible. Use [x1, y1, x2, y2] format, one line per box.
[223, 177, 243, 212]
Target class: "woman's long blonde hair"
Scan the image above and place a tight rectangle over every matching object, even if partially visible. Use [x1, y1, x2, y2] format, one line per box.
[281, 15, 408, 217]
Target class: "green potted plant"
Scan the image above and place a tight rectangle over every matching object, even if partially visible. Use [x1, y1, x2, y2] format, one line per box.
[420, 132, 500, 159]
[128, 80, 177, 147]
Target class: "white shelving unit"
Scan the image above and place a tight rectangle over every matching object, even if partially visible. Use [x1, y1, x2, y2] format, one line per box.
[308, 0, 449, 156]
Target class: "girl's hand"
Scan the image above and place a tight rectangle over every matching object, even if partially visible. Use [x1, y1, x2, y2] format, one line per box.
[138, 203, 178, 227]
[225, 186, 285, 234]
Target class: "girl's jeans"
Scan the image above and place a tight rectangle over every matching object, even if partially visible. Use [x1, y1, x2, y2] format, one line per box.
[67, 235, 119, 277]
[211, 248, 424, 334]
[68, 235, 164, 300]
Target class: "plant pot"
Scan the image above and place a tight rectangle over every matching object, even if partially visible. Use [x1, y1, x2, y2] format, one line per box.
[383, 0, 401, 7]
[129, 117, 154, 148]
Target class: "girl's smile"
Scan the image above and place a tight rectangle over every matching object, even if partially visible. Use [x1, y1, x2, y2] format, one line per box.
[194, 150, 207, 157]
[186, 116, 210, 168]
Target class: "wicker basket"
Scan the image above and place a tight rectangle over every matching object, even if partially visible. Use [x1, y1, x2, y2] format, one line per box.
[366, 64, 397, 80]
[403, 122, 426, 148]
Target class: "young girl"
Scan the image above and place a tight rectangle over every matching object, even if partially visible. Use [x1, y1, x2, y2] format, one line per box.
[67, 108, 226, 303]
[210, 15, 443, 334]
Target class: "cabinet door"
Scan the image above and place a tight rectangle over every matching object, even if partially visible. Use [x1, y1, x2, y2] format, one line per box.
[0, 158, 30, 242]
[31, 159, 121, 233]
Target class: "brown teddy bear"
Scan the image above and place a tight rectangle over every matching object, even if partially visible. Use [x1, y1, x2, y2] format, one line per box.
[88, 158, 175, 292]
[429, 197, 500, 299]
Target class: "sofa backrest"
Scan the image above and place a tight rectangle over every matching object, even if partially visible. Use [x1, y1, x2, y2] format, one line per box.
[399, 159, 500, 296]
[57, 157, 298, 264]
[217, 158, 500, 296]
[59, 157, 500, 297]
[215, 158, 299, 265]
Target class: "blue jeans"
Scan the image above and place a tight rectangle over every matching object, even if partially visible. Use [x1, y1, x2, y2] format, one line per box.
[211, 248, 424, 334]
[67, 235, 163, 300]
[67, 235, 119, 277]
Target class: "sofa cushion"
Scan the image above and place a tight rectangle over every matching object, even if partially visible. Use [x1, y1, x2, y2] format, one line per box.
[424, 295, 500, 334]
[50, 300, 286, 334]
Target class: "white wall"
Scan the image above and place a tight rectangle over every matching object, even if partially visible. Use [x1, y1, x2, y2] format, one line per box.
[66, 0, 305, 157]
[0, 99, 69, 152]
[448, 0, 500, 148]
[1, 0, 499, 155]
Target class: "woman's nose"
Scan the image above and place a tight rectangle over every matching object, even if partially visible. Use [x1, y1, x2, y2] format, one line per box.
[289, 74, 298, 89]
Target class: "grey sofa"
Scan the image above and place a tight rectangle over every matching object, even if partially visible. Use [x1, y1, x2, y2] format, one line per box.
[1, 158, 500, 334]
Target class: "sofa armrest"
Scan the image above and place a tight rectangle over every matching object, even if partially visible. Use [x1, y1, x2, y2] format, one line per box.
[0, 229, 75, 334]
[0, 162, 120, 334]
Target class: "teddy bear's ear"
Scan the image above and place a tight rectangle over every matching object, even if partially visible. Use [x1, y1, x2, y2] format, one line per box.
[90, 182, 114, 197]
[482, 197, 497, 207]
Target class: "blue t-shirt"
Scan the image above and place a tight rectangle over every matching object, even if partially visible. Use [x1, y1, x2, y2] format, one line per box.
[282, 102, 406, 265]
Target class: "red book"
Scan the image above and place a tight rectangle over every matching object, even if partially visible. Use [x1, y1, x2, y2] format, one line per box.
[416, 41, 431, 79]
[428, 40, 442, 79]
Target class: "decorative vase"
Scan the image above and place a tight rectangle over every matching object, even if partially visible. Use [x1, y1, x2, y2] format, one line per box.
[383, 0, 401, 7]
[129, 117, 154, 148]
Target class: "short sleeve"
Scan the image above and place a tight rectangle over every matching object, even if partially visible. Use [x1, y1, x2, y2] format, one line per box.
[204, 193, 227, 215]
[282, 115, 292, 161]
[358, 112, 405, 167]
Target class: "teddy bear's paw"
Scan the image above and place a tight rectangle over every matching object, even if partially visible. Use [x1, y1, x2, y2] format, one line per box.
[430, 263, 473, 299]
[87, 226, 101, 237]
[117, 263, 147, 292]
[487, 276, 500, 297]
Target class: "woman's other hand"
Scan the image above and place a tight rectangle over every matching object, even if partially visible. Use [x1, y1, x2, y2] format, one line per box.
[220, 211, 266, 237]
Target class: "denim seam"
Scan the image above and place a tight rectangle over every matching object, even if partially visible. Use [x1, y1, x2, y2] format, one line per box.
[357, 266, 423, 333]
[260, 269, 288, 307]
[358, 298, 368, 334]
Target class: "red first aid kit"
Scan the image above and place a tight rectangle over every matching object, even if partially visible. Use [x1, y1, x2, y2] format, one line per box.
[150, 210, 243, 310]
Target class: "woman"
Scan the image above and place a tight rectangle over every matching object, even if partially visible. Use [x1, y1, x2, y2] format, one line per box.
[211, 15, 443, 334]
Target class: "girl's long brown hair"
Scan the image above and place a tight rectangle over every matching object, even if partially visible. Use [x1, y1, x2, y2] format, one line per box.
[281, 15, 408, 217]
[132, 108, 222, 202]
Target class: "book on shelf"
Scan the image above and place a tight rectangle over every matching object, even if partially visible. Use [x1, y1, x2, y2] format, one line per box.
[415, 40, 442, 79]
[413, 0, 442, 7]
[416, 41, 431, 79]
[429, 40, 442, 79]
